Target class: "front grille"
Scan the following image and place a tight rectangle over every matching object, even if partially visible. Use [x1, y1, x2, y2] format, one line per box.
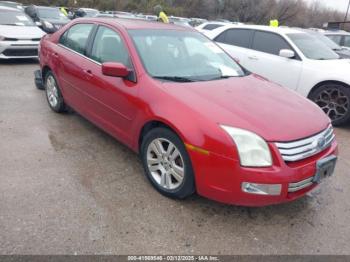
[4, 38, 41, 41]
[276, 125, 335, 162]
[3, 49, 38, 57]
[288, 177, 314, 193]
[4, 37, 18, 41]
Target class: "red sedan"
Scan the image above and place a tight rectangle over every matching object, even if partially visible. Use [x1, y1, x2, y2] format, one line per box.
[37, 18, 338, 206]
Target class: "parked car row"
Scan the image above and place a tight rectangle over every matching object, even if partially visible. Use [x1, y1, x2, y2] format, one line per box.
[2, 2, 350, 126]
[199, 23, 350, 126]
[35, 18, 338, 207]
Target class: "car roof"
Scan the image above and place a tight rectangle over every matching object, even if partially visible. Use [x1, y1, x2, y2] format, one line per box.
[217, 24, 304, 35]
[324, 30, 350, 35]
[80, 8, 98, 11]
[0, 6, 21, 11]
[86, 17, 194, 31]
[34, 5, 59, 10]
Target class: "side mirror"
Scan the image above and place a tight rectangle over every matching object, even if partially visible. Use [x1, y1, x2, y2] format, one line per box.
[279, 49, 295, 59]
[102, 62, 130, 78]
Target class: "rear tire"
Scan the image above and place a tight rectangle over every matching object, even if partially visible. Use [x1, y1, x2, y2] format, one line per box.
[309, 83, 350, 126]
[45, 71, 67, 113]
[141, 127, 195, 199]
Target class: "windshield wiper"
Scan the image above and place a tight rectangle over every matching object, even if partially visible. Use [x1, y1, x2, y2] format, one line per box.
[208, 75, 236, 81]
[153, 76, 195, 83]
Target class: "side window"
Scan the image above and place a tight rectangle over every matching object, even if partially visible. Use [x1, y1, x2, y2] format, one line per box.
[216, 29, 253, 49]
[327, 35, 342, 45]
[252, 31, 291, 56]
[90, 26, 131, 67]
[214, 30, 227, 43]
[59, 24, 94, 55]
[203, 24, 224, 31]
[344, 36, 350, 47]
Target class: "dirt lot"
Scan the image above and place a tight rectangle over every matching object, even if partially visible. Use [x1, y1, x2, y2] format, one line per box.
[1, 60, 350, 255]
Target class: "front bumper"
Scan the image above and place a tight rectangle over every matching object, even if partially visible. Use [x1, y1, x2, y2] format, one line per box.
[0, 40, 39, 59]
[189, 140, 338, 207]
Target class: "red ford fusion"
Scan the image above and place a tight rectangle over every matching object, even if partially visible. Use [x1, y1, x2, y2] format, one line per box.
[36, 18, 338, 206]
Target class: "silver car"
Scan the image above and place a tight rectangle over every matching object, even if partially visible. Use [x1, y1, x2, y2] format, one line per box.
[0, 6, 45, 59]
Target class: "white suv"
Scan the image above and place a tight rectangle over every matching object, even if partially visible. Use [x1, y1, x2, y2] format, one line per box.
[205, 25, 350, 125]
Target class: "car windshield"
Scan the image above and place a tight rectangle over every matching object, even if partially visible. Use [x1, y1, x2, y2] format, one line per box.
[129, 29, 245, 82]
[288, 33, 339, 60]
[0, 10, 35, 26]
[37, 8, 69, 22]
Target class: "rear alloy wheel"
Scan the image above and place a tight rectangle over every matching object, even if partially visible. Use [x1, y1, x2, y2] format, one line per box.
[141, 127, 195, 199]
[45, 71, 67, 113]
[310, 84, 350, 126]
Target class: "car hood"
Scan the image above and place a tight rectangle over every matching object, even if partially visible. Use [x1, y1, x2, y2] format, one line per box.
[159, 74, 330, 142]
[308, 58, 350, 70]
[307, 58, 350, 83]
[0, 25, 45, 38]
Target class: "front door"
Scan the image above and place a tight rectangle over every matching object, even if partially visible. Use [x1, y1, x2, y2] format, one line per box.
[244, 30, 303, 90]
[81, 25, 139, 144]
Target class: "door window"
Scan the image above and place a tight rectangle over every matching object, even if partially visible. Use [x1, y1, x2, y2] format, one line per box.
[252, 31, 291, 56]
[59, 23, 94, 55]
[344, 36, 350, 47]
[326, 35, 342, 46]
[215, 29, 253, 49]
[90, 26, 131, 67]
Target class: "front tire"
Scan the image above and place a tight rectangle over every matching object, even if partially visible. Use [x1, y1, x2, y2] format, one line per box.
[141, 127, 195, 199]
[309, 83, 350, 126]
[45, 71, 67, 113]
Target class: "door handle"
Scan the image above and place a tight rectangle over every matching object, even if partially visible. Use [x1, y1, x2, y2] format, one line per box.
[83, 69, 93, 80]
[248, 56, 259, 61]
[53, 52, 59, 58]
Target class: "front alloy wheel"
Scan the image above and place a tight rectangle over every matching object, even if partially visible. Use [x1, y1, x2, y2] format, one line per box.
[147, 138, 185, 190]
[141, 127, 195, 199]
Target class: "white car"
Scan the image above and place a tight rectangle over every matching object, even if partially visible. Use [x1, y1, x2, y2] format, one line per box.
[0, 6, 45, 59]
[205, 24, 350, 125]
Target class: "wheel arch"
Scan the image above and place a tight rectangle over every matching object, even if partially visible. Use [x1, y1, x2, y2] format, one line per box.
[308, 80, 349, 99]
[137, 119, 186, 153]
[41, 65, 52, 80]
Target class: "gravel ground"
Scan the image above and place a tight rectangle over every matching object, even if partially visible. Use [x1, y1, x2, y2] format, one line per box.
[1, 60, 350, 255]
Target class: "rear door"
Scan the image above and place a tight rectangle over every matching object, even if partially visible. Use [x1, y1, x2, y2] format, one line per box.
[57, 23, 95, 110]
[215, 28, 254, 65]
[245, 30, 302, 90]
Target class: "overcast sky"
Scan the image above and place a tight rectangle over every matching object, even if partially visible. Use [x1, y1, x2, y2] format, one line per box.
[305, 0, 350, 12]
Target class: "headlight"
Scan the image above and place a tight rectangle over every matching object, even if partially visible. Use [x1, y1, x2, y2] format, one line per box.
[221, 125, 272, 167]
[43, 21, 54, 29]
[0, 35, 4, 41]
